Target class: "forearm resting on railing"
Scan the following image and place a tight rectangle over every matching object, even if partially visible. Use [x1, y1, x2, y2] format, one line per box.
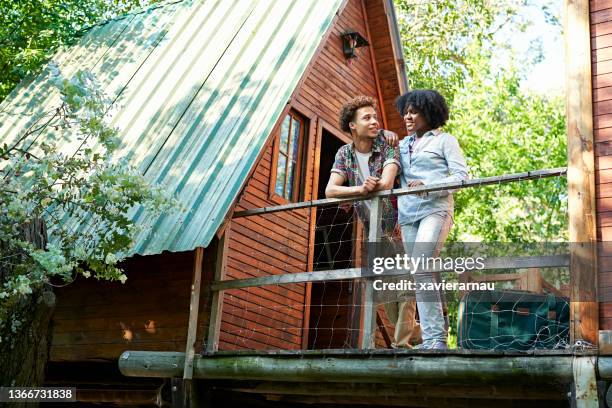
[325, 183, 368, 198]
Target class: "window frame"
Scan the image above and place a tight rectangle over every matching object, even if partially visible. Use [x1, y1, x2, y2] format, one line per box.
[269, 110, 307, 204]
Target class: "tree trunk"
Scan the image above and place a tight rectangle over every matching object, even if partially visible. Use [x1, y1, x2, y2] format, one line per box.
[0, 288, 55, 385]
[0, 219, 54, 408]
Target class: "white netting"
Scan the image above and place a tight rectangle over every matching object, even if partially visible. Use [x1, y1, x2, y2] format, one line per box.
[207, 174, 572, 352]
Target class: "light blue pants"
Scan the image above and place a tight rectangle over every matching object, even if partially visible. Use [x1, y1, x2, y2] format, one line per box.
[401, 212, 452, 344]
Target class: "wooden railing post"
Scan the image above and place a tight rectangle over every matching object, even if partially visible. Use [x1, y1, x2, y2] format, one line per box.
[361, 197, 382, 349]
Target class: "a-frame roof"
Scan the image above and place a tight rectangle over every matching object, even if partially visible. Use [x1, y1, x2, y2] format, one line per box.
[0, 0, 344, 255]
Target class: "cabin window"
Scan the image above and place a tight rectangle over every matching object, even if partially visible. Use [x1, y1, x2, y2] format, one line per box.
[271, 111, 305, 202]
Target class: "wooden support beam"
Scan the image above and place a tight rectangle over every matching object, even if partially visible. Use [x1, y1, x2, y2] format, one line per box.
[526, 268, 542, 293]
[542, 279, 566, 298]
[217, 381, 566, 400]
[564, 0, 598, 346]
[361, 0, 388, 130]
[206, 236, 227, 353]
[361, 197, 381, 349]
[379, 0, 408, 94]
[265, 395, 563, 408]
[184, 247, 204, 380]
[119, 351, 578, 384]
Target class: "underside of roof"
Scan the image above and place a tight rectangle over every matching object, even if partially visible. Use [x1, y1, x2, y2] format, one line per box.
[0, 0, 344, 256]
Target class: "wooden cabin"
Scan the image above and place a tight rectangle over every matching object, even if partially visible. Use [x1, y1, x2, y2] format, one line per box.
[0, 0, 409, 403]
[41, 0, 406, 360]
[2, 0, 612, 406]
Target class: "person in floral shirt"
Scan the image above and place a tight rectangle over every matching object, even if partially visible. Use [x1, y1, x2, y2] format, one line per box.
[325, 95, 421, 348]
[325, 96, 399, 231]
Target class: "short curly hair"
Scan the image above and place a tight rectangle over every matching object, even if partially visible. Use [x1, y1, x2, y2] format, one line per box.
[339, 96, 376, 133]
[395, 90, 449, 129]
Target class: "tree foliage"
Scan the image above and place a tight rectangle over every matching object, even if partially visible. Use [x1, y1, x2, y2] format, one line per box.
[0, 1, 170, 383]
[0, 67, 176, 350]
[396, 0, 527, 103]
[395, 0, 567, 242]
[0, 0, 156, 101]
[449, 67, 567, 242]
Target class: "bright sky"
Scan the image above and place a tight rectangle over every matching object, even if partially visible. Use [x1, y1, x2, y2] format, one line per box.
[512, 1, 565, 95]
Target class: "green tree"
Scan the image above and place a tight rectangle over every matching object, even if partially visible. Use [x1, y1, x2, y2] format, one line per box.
[0, 0, 168, 393]
[0, 67, 176, 391]
[449, 66, 567, 242]
[394, 0, 566, 241]
[0, 0, 156, 101]
[396, 0, 529, 104]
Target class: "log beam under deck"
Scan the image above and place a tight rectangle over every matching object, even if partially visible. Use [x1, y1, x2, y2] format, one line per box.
[119, 350, 579, 383]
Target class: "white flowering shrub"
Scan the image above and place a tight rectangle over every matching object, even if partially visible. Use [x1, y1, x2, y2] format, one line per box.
[0, 67, 176, 344]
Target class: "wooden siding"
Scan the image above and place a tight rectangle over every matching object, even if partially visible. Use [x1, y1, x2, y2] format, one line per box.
[294, 0, 383, 131]
[50, 250, 215, 362]
[365, 0, 406, 137]
[593, 0, 612, 330]
[226, 139, 310, 350]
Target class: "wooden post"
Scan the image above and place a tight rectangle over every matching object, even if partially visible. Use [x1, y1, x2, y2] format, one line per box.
[181, 247, 205, 407]
[184, 247, 204, 373]
[360, 197, 382, 349]
[206, 235, 227, 353]
[526, 268, 542, 293]
[564, 0, 598, 346]
[360, 0, 388, 130]
[302, 121, 321, 349]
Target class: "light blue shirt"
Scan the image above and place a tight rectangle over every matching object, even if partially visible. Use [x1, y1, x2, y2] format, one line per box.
[398, 130, 469, 225]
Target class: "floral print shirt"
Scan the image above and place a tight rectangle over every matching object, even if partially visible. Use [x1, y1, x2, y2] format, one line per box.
[331, 133, 400, 238]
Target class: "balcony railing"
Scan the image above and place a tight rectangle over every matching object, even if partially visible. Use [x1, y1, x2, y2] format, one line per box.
[205, 167, 569, 353]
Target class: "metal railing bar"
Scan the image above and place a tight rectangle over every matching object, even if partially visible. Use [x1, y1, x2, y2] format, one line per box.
[233, 167, 567, 218]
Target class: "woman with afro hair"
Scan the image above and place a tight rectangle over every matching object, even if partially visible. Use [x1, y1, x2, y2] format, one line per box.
[393, 89, 468, 350]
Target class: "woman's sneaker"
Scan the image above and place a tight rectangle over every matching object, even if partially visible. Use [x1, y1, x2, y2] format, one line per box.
[413, 340, 448, 350]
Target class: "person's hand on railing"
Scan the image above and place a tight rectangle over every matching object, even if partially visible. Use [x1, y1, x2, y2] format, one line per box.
[380, 129, 399, 147]
[360, 176, 379, 196]
[407, 180, 424, 188]
[407, 179, 428, 197]
[337, 176, 377, 212]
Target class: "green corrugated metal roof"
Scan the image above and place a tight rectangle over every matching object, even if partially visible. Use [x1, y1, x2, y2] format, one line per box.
[0, 0, 344, 255]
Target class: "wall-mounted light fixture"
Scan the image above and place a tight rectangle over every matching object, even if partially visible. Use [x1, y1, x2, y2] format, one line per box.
[340, 30, 369, 60]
